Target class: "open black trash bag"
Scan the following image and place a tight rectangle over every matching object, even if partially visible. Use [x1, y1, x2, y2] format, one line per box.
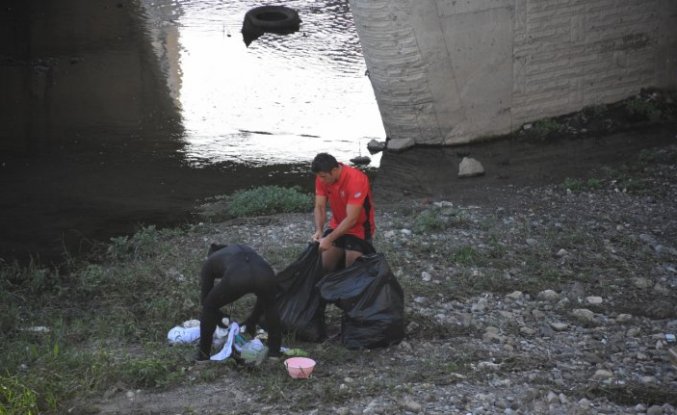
[317, 253, 405, 349]
[274, 243, 326, 342]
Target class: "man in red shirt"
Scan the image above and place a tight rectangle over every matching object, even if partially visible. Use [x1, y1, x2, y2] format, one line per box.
[311, 153, 376, 272]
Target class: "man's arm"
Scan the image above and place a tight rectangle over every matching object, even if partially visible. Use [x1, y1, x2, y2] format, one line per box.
[312, 195, 328, 241]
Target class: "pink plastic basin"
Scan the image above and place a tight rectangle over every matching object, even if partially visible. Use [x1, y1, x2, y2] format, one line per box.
[284, 357, 316, 379]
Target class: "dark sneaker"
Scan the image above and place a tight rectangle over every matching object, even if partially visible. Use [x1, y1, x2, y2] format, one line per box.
[194, 350, 211, 363]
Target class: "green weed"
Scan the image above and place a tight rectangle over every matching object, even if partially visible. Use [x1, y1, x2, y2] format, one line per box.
[413, 205, 468, 233]
[562, 177, 603, 192]
[450, 246, 481, 266]
[227, 186, 312, 218]
[531, 118, 561, 138]
[583, 103, 608, 119]
[0, 375, 40, 415]
[106, 225, 179, 260]
[624, 97, 662, 122]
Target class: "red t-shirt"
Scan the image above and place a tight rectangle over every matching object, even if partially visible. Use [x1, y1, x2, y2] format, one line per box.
[315, 163, 375, 240]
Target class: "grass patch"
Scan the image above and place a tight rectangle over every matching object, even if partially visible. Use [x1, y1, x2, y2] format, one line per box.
[523, 118, 562, 140]
[450, 245, 482, 266]
[624, 97, 662, 122]
[0, 224, 210, 413]
[562, 177, 603, 192]
[227, 186, 312, 218]
[0, 375, 40, 415]
[413, 205, 469, 233]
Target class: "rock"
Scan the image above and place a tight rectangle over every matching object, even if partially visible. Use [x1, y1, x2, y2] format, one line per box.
[477, 361, 502, 371]
[616, 313, 633, 323]
[569, 282, 586, 300]
[627, 327, 642, 337]
[506, 291, 524, 301]
[647, 405, 663, 415]
[520, 326, 536, 335]
[639, 233, 656, 246]
[653, 283, 671, 295]
[526, 238, 538, 246]
[571, 308, 595, 323]
[406, 321, 420, 332]
[556, 248, 568, 257]
[367, 139, 386, 153]
[458, 157, 485, 178]
[400, 398, 422, 412]
[537, 289, 559, 301]
[362, 398, 382, 414]
[498, 310, 514, 319]
[472, 297, 489, 312]
[550, 322, 569, 331]
[640, 375, 657, 384]
[577, 398, 592, 409]
[634, 404, 647, 412]
[350, 155, 371, 165]
[632, 277, 652, 289]
[585, 296, 603, 305]
[421, 271, 432, 282]
[397, 341, 412, 352]
[483, 328, 505, 343]
[532, 309, 546, 319]
[386, 138, 415, 152]
[593, 369, 613, 379]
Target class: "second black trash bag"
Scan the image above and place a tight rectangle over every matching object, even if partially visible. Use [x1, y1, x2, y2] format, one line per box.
[274, 243, 327, 342]
[317, 253, 405, 349]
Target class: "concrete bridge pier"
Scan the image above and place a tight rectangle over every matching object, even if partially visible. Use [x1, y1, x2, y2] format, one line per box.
[348, 0, 677, 149]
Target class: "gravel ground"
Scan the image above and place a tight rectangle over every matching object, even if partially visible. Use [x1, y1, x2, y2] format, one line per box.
[92, 139, 677, 415]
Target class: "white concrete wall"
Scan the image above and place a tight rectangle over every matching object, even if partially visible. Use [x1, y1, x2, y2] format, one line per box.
[349, 0, 677, 147]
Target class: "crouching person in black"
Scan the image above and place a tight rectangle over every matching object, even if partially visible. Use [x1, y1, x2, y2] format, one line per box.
[196, 243, 281, 361]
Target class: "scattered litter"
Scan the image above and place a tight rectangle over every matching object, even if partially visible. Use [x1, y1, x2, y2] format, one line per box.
[240, 338, 268, 365]
[282, 348, 309, 357]
[210, 322, 241, 361]
[167, 326, 200, 344]
[22, 326, 51, 333]
[167, 318, 230, 346]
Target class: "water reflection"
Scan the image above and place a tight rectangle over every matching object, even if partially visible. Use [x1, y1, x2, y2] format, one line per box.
[143, 0, 384, 166]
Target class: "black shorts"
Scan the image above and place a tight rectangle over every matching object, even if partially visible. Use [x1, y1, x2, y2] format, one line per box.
[323, 229, 375, 254]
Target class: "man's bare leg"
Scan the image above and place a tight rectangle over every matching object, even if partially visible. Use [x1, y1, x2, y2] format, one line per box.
[321, 246, 343, 272]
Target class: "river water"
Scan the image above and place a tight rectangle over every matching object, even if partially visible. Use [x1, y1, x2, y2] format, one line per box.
[0, 0, 384, 264]
[149, 0, 384, 166]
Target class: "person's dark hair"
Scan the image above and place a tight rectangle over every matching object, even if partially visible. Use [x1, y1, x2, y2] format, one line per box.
[311, 153, 339, 174]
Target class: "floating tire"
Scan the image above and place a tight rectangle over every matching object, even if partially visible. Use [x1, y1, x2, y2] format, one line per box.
[244, 6, 301, 33]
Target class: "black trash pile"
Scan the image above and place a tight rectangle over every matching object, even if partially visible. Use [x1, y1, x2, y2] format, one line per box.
[275, 243, 405, 349]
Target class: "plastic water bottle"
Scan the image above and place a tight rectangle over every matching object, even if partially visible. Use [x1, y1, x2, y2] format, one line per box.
[240, 339, 268, 365]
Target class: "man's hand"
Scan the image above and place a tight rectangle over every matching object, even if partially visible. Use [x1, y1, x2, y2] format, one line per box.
[311, 230, 322, 242]
[318, 236, 333, 252]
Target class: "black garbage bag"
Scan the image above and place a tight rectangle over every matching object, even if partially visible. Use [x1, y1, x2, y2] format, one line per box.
[317, 253, 405, 349]
[274, 243, 326, 342]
